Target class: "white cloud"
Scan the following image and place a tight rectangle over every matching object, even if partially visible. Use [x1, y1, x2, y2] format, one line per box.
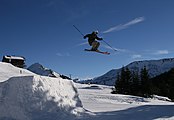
[56, 52, 70, 57]
[103, 17, 145, 33]
[132, 54, 142, 59]
[154, 50, 169, 55]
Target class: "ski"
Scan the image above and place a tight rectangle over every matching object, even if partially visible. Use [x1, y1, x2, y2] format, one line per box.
[84, 49, 110, 55]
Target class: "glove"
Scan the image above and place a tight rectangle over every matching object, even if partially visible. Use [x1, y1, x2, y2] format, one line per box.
[83, 36, 87, 39]
[100, 38, 103, 40]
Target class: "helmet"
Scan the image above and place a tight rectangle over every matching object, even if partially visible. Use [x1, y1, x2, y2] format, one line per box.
[92, 31, 98, 34]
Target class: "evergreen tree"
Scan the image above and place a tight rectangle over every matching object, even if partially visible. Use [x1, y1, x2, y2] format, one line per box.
[114, 66, 153, 98]
[114, 72, 121, 94]
[168, 68, 174, 100]
[140, 66, 151, 97]
[115, 67, 125, 94]
[114, 67, 132, 95]
[151, 68, 174, 101]
[124, 67, 132, 94]
[131, 71, 140, 96]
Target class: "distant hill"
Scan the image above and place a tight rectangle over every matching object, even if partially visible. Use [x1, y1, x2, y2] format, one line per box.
[28, 63, 71, 79]
[88, 58, 174, 86]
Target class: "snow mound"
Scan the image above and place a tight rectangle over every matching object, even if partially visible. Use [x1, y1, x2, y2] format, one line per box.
[0, 62, 86, 120]
[0, 76, 85, 120]
[152, 95, 171, 102]
[0, 62, 35, 82]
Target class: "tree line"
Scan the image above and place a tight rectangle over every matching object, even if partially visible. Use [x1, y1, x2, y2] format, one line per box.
[112, 66, 174, 101]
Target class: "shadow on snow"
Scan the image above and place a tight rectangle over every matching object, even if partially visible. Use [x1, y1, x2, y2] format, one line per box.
[84, 105, 174, 120]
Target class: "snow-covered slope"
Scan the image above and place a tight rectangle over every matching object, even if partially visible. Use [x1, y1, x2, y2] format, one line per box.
[28, 63, 60, 78]
[0, 62, 85, 120]
[0, 62, 35, 82]
[1, 62, 174, 120]
[92, 58, 174, 86]
[76, 83, 174, 120]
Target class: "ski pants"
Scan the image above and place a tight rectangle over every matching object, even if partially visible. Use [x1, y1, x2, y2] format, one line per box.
[91, 41, 100, 50]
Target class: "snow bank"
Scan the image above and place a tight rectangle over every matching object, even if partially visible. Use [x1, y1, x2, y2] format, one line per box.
[152, 95, 171, 102]
[0, 62, 35, 82]
[0, 76, 85, 120]
[0, 62, 86, 120]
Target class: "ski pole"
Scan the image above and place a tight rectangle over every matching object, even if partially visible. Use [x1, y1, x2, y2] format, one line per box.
[73, 25, 84, 37]
[102, 40, 117, 52]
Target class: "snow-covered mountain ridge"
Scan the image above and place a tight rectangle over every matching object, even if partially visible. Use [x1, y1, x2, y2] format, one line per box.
[91, 58, 174, 86]
[28, 63, 71, 80]
[27, 63, 60, 78]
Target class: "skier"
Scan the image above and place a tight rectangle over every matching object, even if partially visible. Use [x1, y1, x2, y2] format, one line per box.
[83, 31, 103, 52]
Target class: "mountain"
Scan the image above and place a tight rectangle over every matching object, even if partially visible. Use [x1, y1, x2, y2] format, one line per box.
[0, 62, 85, 120]
[90, 58, 174, 86]
[28, 63, 71, 79]
[27, 63, 60, 78]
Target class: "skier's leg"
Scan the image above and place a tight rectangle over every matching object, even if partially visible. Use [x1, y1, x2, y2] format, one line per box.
[91, 41, 100, 51]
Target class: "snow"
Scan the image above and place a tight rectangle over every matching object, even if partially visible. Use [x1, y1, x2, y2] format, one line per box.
[0, 62, 35, 82]
[0, 62, 174, 120]
[75, 83, 174, 120]
[0, 62, 86, 120]
[152, 95, 171, 102]
[3, 55, 25, 60]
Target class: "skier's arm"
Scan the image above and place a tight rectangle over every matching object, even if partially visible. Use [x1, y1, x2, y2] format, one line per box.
[96, 36, 103, 40]
[84, 34, 90, 39]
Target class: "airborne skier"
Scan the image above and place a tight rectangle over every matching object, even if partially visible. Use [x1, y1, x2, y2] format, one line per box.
[73, 25, 113, 55]
[84, 31, 102, 51]
[83, 31, 110, 54]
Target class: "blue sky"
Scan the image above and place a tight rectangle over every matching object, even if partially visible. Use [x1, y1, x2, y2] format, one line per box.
[1, 0, 174, 79]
